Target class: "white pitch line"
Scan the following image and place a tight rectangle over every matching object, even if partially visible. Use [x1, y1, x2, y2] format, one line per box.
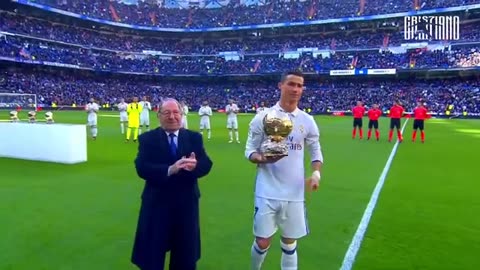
[340, 119, 409, 270]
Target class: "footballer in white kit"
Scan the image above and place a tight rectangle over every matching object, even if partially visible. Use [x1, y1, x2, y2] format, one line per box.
[118, 98, 128, 134]
[245, 71, 323, 270]
[256, 101, 267, 114]
[198, 101, 212, 139]
[225, 99, 240, 143]
[85, 98, 99, 140]
[139, 96, 151, 134]
[181, 101, 189, 129]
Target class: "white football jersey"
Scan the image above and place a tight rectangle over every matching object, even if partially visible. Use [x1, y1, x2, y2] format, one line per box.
[139, 101, 151, 116]
[256, 106, 267, 114]
[198, 106, 212, 121]
[245, 103, 323, 202]
[183, 105, 189, 116]
[86, 102, 99, 116]
[118, 102, 128, 112]
[226, 104, 239, 119]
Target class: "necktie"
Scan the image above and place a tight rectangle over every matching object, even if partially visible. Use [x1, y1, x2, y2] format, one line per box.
[169, 133, 177, 156]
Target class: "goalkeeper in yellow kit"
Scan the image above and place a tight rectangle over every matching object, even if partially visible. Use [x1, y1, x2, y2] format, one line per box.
[126, 97, 143, 143]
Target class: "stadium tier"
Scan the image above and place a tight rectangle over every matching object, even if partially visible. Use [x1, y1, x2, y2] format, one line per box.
[1, 68, 478, 114]
[2, 7, 480, 75]
[0, 0, 479, 116]
[13, 0, 480, 29]
[1, 33, 479, 74]
[2, 10, 480, 54]
[1, 2, 480, 270]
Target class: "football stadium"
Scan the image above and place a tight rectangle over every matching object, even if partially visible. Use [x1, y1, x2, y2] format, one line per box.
[1, 0, 480, 269]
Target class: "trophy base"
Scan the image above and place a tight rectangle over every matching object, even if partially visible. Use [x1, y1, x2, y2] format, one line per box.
[261, 140, 289, 159]
[263, 152, 288, 158]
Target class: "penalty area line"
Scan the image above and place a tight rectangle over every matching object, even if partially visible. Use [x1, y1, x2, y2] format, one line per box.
[339, 119, 409, 270]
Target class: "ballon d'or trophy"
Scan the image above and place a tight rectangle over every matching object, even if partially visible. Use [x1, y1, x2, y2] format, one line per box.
[260, 109, 294, 158]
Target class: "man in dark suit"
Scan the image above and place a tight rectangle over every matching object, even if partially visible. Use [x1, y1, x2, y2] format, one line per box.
[131, 98, 213, 270]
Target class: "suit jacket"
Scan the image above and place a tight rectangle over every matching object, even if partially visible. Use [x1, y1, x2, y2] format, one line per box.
[131, 127, 213, 269]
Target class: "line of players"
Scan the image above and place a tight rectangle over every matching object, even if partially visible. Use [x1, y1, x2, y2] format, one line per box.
[10, 98, 428, 145]
[86, 97, 271, 143]
[195, 100, 268, 143]
[351, 100, 429, 143]
[86, 96, 155, 142]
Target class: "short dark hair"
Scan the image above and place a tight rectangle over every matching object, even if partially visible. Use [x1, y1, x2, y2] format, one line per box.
[280, 70, 304, 82]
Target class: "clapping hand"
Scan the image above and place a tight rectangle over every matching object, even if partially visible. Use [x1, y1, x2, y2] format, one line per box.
[171, 153, 197, 174]
[182, 152, 197, 171]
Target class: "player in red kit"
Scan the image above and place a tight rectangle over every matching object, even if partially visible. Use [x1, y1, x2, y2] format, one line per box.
[352, 101, 366, 139]
[388, 100, 405, 143]
[367, 103, 382, 141]
[412, 101, 428, 143]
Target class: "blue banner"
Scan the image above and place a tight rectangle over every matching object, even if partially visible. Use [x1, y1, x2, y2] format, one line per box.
[330, 69, 396, 76]
[0, 56, 89, 70]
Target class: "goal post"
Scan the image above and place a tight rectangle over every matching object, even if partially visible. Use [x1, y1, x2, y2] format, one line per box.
[0, 92, 38, 112]
[0, 92, 39, 122]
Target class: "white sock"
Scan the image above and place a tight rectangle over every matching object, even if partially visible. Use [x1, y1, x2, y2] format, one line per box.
[229, 130, 233, 141]
[235, 131, 239, 141]
[280, 241, 297, 270]
[208, 130, 211, 139]
[120, 123, 124, 134]
[251, 241, 269, 270]
[92, 127, 98, 137]
[138, 127, 142, 135]
[200, 130, 203, 137]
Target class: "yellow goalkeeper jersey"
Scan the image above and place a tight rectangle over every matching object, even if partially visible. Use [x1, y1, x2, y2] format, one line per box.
[127, 102, 143, 127]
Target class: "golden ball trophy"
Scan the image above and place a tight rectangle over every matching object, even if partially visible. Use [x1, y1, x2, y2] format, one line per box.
[260, 109, 294, 158]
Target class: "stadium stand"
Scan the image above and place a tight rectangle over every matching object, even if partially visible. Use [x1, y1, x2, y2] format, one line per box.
[0, 0, 479, 117]
[1, 67, 478, 114]
[24, 0, 480, 28]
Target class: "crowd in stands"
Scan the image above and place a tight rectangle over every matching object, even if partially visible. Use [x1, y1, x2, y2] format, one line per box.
[0, 2, 478, 115]
[33, 0, 480, 28]
[1, 8, 480, 75]
[2, 33, 479, 74]
[1, 69, 478, 114]
[3, 11, 480, 56]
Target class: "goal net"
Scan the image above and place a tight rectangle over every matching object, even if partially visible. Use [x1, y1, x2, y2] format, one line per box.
[0, 92, 38, 121]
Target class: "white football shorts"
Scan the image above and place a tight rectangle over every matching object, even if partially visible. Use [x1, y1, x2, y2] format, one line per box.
[227, 118, 238, 129]
[200, 118, 210, 130]
[253, 197, 309, 239]
[87, 115, 97, 126]
[140, 114, 150, 126]
[119, 112, 128, 122]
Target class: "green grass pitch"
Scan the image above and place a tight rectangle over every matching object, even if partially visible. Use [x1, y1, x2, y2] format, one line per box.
[1, 111, 479, 270]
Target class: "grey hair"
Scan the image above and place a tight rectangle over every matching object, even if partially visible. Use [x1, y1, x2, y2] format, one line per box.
[158, 98, 183, 114]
